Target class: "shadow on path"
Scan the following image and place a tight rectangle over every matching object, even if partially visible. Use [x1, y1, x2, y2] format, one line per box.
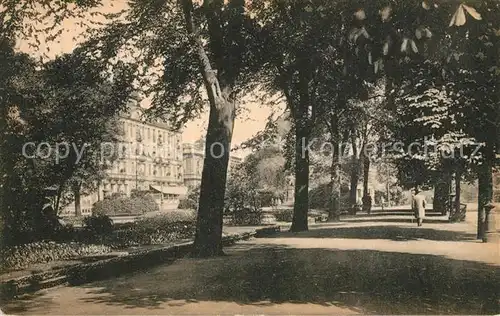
[269, 225, 476, 242]
[350, 212, 443, 217]
[60, 244, 499, 314]
[3, 241, 498, 315]
[342, 218, 452, 225]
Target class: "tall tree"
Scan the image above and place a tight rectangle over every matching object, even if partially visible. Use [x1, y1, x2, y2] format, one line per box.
[77, 0, 262, 256]
[252, 0, 364, 231]
[0, 40, 134, 244]
[41, 50, 135, 215]
[180, 0, 255, 256]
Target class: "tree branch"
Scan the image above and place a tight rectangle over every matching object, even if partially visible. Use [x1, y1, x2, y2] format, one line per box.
[180, 0, 219, 107]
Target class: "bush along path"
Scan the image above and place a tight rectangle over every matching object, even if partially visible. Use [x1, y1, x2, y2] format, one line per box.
[0, 226, 281, 301]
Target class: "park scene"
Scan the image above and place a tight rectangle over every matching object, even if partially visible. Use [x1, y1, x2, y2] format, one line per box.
[1, 0, 499, 314]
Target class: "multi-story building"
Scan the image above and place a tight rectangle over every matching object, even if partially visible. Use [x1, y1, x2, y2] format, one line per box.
[61, 98, 187, 216]
[182, 142, 242, 189]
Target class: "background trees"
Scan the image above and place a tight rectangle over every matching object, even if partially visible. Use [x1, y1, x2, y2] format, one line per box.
[0, 41, 134, 245]
[2, 0, 497, 250]
[225, 145, 288, 213]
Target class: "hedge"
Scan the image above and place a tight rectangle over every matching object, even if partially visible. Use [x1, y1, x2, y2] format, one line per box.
[0, 241, 112, 272]
[273, 209, 294, 222]
[92, 195, 159, 216]
[105, 212, 197, 248]
[1, 211, 198, 272]
[309, 183, 350, 210]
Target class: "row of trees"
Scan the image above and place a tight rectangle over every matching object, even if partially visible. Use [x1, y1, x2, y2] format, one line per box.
[2, 0, 498, 254]
[0, 38, 135, 245]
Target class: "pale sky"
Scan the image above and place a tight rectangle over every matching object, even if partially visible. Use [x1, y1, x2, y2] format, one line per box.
[15, 0, 285, 157]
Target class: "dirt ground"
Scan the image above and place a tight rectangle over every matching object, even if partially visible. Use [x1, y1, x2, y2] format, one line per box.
[2, 212, 499, 315]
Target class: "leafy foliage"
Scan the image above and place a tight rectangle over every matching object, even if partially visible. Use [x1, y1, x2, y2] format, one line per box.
[309, 182, 351, 211]
[0, 241, 111, 272]
[110, 213, 196, 248]
[92, 195, 159, 216]
[0, 40, 135, 245]
[178, 185, 200, 210]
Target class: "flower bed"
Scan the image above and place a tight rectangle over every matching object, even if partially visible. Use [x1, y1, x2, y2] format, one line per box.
[104, 211, 196, 248]
[1, 212, 197, 272]
[109, 221, 195, 248]
[0, 226, 280, 300]
[273, 209, 294, 222]
[0, 242, 112, 272]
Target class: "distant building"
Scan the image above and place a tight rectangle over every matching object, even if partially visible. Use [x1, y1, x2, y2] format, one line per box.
[61, 96, 187, 217]
[182, 143, 204, 189]
[182, 142, 242, 189]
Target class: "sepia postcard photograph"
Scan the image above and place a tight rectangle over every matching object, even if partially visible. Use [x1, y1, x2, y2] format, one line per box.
[0, 0, 499, 315]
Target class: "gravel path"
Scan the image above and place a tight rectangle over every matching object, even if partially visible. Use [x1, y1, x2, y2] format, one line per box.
[2, 214, 498, 315]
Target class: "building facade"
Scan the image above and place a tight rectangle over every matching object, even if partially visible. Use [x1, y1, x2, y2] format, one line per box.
[61, 100, 187, 216]
[182, 142, 242, 189]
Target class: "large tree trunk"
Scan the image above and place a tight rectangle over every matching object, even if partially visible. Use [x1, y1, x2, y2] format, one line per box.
[73, 182, 82, 217]
[349, 135, 359, 207]
[477, 154, 493, 240]
[289, 58, 313, 232]
[329, 154, 341, 221]
[362, 152, 371, 214]
[55, 180, 65, 215]
[328, 116, 341, 221]
[290, 119, 309, 232]
[181, 0, 240, 257]
[386, 181, 390, 205]
[454, 169, 461, 216]
[434, 176, 451, 215]
[193, 101, 235, 256]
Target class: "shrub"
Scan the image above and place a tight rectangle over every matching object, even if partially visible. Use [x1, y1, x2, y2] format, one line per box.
[107, 211, 197, 248]
[273, 209, 294, 222]
[52, 224, 79, 242]
[177, 198, 197, 210]
[92, 195, 159, 216]
[232, 207, 263, 226]
[309, 183, 350, 210]
[140, 210, 196, 224]
[84, 214, 113, 237]
[178, 186, 200, 210]
[0, 241, 111, 272]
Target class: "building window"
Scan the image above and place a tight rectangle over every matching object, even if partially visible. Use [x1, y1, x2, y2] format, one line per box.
[153, 130, 156, 143]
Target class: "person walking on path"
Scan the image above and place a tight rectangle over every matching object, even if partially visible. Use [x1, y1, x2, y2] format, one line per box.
[412, 188, 427, 226]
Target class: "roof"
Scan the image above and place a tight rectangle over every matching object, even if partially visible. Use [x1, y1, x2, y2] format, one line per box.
[150, 185, 188, 196]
